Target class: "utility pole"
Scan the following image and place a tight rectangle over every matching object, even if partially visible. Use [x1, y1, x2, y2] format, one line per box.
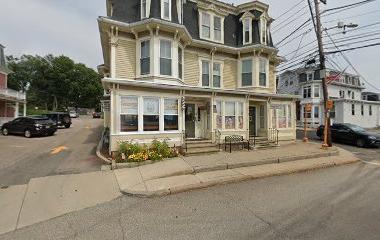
[313, 0, 332, 147]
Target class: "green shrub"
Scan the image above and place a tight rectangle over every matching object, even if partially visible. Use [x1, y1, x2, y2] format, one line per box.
[150, 139, 172, 158]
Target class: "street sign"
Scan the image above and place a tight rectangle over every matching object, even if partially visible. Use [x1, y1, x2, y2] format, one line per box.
[327, 100, 333, 110]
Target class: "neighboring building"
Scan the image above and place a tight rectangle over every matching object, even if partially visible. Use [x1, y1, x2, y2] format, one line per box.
[278, 67, 380, 128]
[362, 91, 380, 102]
[98, 0, 298, 153]
[0, 44, 26, 126]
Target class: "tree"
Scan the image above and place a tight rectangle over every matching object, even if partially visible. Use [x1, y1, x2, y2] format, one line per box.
[6, 54, 103, 111]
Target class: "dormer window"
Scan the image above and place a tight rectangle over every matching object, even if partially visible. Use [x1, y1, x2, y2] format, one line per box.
[260, 16, 267, 44]
[199, 11, 224, 43]
[177, 0, 183, 24]
[161, 0, 171, 21]
[141, 0, 147, 18]
[243, 18, 252, 44]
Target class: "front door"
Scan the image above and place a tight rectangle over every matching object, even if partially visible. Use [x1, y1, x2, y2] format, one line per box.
[249, 107, 256, 137]
[185, 104, 195, 138]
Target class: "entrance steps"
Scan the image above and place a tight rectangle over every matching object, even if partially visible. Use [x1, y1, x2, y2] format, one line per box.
[249, 136, 279, 149]
[184, 140, 220, 156]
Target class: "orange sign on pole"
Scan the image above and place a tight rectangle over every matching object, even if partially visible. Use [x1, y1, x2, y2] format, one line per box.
[327, 100, 333, 110]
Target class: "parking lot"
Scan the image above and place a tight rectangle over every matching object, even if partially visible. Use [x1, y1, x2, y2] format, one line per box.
[0, 116, 104, 187]
[296, 128, 380, 163]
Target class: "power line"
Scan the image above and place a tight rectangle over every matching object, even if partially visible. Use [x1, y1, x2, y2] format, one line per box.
[323, 9, 380, 24]
[275, 19, 312, 46]
[325, 30, 380, 91]
[273, 0, 305, 21]
[321, 0, 376, 14]
[272, 8, 310, 33]
[325, 42, 380, 54]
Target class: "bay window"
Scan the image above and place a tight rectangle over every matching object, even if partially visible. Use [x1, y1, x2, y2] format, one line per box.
[216, 101, 222, 129]
[160, 40, 172, 76]
[314, 85, 320, 98]
[238, 102, 244, 129]
[178, 47, 183, 79]
[164, 99, 178, 130]
[143, 97, 159, 131]
[201, 60, 210, 86]
[201, 12, 211, 39]
[140, 40, 150, 75]
[225, 102, 235, 129]
[214, 16, 222, 41]
[213, 62, 221, 88]
[259, 58, 267, 87]
[242, 59, 252, 86]
[161, 0, 171, 20]
[314, 106, 319, 118]
[120, 96, 139, 132]
[303, 86, 311, 98]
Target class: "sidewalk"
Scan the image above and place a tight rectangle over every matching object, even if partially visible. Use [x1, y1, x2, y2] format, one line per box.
[114, 142, 358, 196]
[0, 142, 359, 235]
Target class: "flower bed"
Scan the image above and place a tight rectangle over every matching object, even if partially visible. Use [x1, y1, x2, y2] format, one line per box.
[115, 140, 179, 163]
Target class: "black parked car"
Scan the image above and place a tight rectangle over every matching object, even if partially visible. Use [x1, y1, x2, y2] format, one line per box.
[317, 123, 380, 147]
[44, 112, 72, 128]
[92, 111, 101, 118]
[1, 116, 57, 138]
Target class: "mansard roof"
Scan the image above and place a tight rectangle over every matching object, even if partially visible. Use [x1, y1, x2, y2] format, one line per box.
[107, 0, 274, 48]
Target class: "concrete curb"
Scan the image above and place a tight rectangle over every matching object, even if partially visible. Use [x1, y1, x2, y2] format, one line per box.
[96, 128, 112, 164]
[119, 153, 359, 197]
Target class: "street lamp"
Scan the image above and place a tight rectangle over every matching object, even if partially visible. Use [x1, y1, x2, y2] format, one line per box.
[337, 21, 359, 34]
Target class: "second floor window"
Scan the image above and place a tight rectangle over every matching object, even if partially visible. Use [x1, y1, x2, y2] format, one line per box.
[259, 58, 267, 87]
[213, 63, 221, 88]
[161, 0, 170, 20]
[260, 17, 267, 44]
[201, 60, 210, 86]
[140, 40, 150, 75]
[160, 40, 172, 76]
[314, 85, 320, 98]
[303, 86, 311, 98]
[201, 12, 211, 39]
[178, 47, 183, 79]
[242, 59, 252, 86]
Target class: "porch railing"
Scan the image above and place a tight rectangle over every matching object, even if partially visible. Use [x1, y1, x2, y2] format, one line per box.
[268, 128, 279, 145]
[215, 129, 222, 149]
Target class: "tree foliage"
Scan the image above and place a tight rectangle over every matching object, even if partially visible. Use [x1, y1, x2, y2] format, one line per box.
[6, 54, 103, 110]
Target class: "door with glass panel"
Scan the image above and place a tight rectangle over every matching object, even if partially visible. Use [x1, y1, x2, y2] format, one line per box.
[249, 106, 257, 137]
[185, 104, 195, 138]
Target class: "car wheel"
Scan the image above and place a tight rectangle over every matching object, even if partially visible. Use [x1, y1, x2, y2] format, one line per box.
[356, 139, 365, 148]
[65, 124, 70, 128]
[24, 129, 32, 138]
[2, 128, 9, 136]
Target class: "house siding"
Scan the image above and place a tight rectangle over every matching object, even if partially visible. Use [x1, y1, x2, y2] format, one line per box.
[223, 59, 237, 89]
[184, 50, 199, 86]
[116, 39, 136, 79]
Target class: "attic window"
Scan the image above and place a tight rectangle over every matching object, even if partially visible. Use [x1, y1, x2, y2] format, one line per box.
[199, 11, 224, 43]
[141, 0, 147, 19]
[243, 18, 252, 45]
[260, 16, 267, 44]
[161, 0, 171, 21]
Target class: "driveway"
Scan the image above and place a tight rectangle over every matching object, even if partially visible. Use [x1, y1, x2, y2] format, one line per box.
[0, 116, 104, 186]
[296, 129, 380, 163]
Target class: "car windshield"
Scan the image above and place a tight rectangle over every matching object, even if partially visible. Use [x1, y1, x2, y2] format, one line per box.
[33, 118, 52, 124]
[346, 124, 366, 132]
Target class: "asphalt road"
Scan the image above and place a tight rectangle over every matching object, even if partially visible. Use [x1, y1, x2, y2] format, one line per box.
[0, 116, 104, 186]
[296, 129, 380, 163]
[0, 162, 378, 240]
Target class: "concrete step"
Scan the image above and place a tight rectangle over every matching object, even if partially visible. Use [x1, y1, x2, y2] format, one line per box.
[185, 142, 218, 149]
[185, 139, 212, 144]
[254, 144, 279, 149]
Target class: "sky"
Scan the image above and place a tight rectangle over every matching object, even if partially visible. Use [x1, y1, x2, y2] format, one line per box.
[0, 0, 379, 91]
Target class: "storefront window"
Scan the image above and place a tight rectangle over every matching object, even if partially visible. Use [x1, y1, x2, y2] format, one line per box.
[238, 102, 244, 129]
[216, 101, 222, 129]
[225, 102, 235, 129]
[164, 99, 178, 130]
[143, 97, 159, 131]
[120, 96, 138, 132]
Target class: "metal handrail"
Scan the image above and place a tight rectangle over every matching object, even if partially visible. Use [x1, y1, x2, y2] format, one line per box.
[268, 128, 279, 145]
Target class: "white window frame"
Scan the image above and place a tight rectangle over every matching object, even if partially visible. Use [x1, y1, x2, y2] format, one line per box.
[258, 57, 269, 88]
[199, 10, 224, 43]
[137, 37, 152, 78]
[240, 57, 254, 87]
[178, 45, 184, 80]
[199, 58, 223, 88]
[212, 61, 223, 88]
[159, 38, 173, 76]
[307, 72, 314, 81]
[163, 98, 179, 131]
[161, 0, 171, 21]
[176, 0, 183, 24]
[260, 16, 267, 45]
[141, 0, 148, 19]
[303, 86, 311, 98]
[313, 85, 320, 98]
[272, 104, 292, 129]
[242, 18, 252, 45]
